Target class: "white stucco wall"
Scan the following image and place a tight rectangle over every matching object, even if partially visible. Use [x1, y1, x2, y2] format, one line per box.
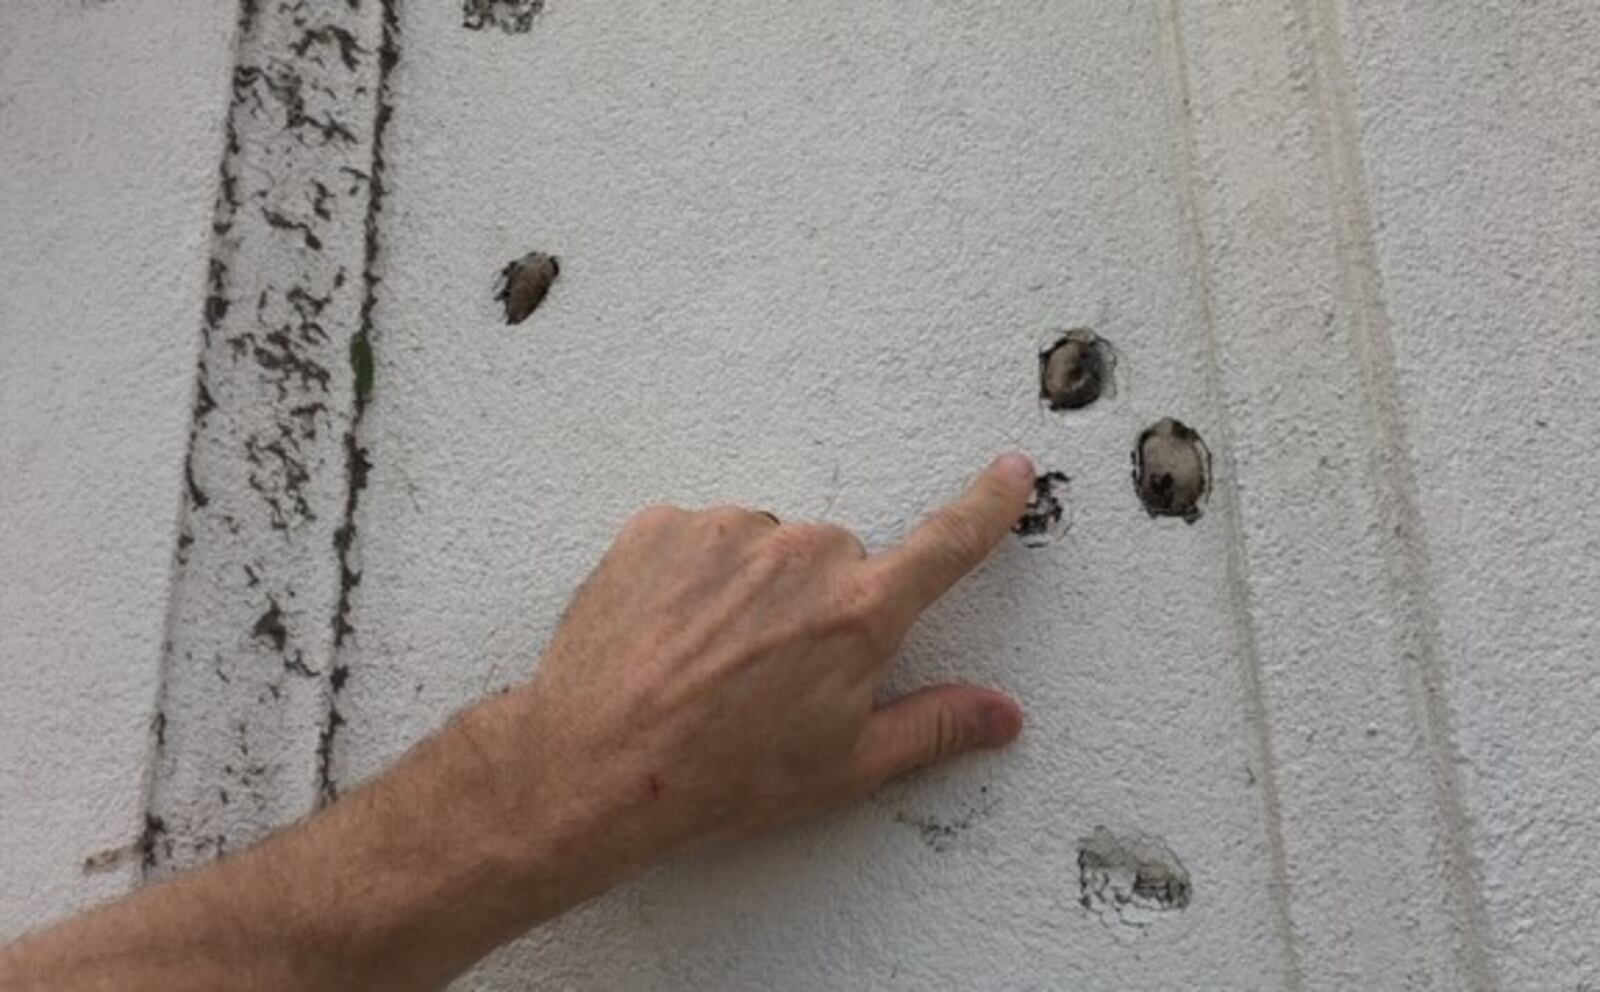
[2, 1, 1597, 988]
[1344, 4, 1600, 983]
[0, 0, 235, 938]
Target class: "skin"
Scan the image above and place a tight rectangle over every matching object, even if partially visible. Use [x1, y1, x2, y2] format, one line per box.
[0, 453, 1035, 992]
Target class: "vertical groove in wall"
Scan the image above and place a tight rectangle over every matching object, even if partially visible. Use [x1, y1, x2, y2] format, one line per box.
[140, 0, 390, 878]
[1157, 5, 1305, 987]
[1292, 0, 1496, 982]
[320, 0, 399, 807]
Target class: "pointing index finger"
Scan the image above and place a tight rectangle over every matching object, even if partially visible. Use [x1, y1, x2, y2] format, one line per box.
[872, 453, 1035, 624]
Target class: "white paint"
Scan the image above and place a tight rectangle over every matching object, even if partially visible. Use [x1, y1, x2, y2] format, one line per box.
[1343, 4, 1600, 983]
[2, 1, 1599, 987]
[0, 0, 235, 937]
[342, 4, 1290, 987]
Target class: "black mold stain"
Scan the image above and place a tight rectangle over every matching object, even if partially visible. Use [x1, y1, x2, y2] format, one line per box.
[184, 454, 209, 509]
[894, 786, 995, 853]
[319, 0, 399, 809]
[139, 814, 171, 872]
[244, 433, 314, 530]
[261, 207, 324, 251]
[495, 251, 560, 324]
[1013, 471, 1071, 548]
[289, 24, 364, 71]
[315, 705, 346, 803]
[251, 599, 287, 652]
[232, 63, 357, 147]
[331, 432, 371, 648]
[1039, 330, 1116, 411]
[1077, 826, 1191, 926]
[464, 0, 545, 33]
[79, 816, 170, 874]
[1132, 418, 1211, 524]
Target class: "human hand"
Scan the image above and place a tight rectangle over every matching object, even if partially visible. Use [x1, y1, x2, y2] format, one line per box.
[462, 453, 1035, 885]
[0, 455, 1036, 992]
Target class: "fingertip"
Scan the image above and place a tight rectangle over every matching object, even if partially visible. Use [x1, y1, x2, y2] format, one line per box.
[978, 696, 1024, 747]
[874, 454, 1039, 622]
[984, 453, 1036, 523]
[992, 451, 1036, 490]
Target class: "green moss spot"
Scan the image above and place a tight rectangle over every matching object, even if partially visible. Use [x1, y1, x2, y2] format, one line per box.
[350, 334, 374, 403]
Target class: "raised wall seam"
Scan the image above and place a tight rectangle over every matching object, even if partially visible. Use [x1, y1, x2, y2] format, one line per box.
[1158, 5, 1305, 986]
[1292, 0, 1496, 982]
[142, 0, 389, 878]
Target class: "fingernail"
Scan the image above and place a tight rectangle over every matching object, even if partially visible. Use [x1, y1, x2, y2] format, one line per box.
[979, 702, 1023, 746]
[994, 452, 1035, 487]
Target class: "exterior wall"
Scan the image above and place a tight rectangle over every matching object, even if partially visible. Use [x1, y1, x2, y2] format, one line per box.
[1344, 4, 1600, 984]
[0, 0, 236, 938]
[2, 2, 1596, 988]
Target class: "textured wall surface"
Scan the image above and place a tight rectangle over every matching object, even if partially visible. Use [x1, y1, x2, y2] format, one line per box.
[0, 0, 236, 937]
[2, 1, 1597, 989]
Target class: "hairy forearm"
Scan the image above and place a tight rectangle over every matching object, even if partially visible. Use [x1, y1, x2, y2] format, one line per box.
[1, 689, 627, 992]
[2, 456, 1031, 990]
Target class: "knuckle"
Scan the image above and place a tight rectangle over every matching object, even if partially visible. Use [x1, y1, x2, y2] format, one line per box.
[702, 505, 759, 531]
[823, 523, 868, 558]
[831, 572, 890, 635]
[768, 522, 828, 556]
[626, 504, 683, 533]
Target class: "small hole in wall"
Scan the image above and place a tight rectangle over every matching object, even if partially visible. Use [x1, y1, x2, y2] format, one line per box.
[1039, 330, 1116, 411]
[1078, 826, 1191, 928]
[1013, 471, 1071, 547]
[1131, 418, 1211, 523]
[495, 251, 560, 324]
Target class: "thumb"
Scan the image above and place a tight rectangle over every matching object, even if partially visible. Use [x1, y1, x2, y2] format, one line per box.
[849, 685, 1023, 790]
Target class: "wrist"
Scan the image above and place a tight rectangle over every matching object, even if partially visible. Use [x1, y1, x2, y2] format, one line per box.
[438, 687, 661, 916]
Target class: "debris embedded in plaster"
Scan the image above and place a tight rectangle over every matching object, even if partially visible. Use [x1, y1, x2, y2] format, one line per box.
[1040, 330, 1117, 410]
[495, 251, 561, 324]
[1132, 418, 1211, 523]
[82, 842, 138, 875]
[1013, 471, 1072, 547]
[1077, 827, 1191, 927]
[464, 0, 545, 34]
